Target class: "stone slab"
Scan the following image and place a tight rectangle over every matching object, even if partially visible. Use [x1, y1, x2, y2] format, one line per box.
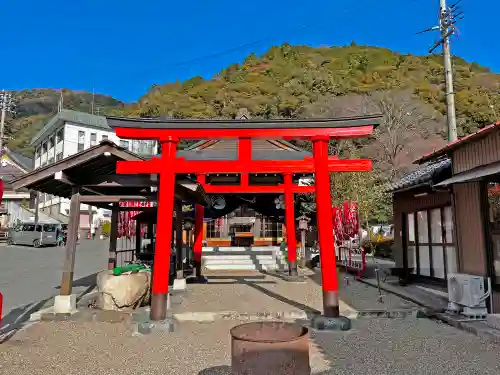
[486, 314, 500, 330]
[173, 278, 187, 291]
[311, 315, 352, 331]
[134, 318, 177, 335]
[53, 294, 77, 314]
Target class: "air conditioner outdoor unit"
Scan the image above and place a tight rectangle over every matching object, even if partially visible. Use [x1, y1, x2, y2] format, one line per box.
[447, 273, 491, 319]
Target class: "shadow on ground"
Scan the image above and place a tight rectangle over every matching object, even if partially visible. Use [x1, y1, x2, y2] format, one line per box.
[206, 273, 320, 316]
[1, 272, 98, 342]
[54, 272, 98, 290]
[0, 298, 52, 341]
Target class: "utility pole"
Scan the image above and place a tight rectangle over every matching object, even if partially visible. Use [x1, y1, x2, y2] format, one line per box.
[440, 0, 458, 142]
[417, 0, 463, 142]
[0, 90, 15, 154]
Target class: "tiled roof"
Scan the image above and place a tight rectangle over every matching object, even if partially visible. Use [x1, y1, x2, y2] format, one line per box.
[389, 158, 451, 192]
[31, 109, 109, 146]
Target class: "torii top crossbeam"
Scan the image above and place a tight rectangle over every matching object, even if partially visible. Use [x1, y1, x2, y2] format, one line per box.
[107, 114, 381, 140]
[107, 113, 381, 323]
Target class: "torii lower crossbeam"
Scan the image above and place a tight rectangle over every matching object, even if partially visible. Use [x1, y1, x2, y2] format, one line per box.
[116, 158, 372, 175]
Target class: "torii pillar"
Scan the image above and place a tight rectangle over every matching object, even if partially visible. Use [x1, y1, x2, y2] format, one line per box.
[284, 173, 298, 277]
[311, 136, 350, 330]
[191, 174, 207, 283]
[150, 138, 178, 321]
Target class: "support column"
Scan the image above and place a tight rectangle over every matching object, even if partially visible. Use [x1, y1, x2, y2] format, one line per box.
[284, 173, 298, 277]
[60, 187, 81, 296]
[108, 205, 119, 270]
[175, 200, 184, 279]
[135, 219, 141, 258]
[312, 136, 341, 320]
[150, 138, 178, 321]
[192, 175, 206, 283]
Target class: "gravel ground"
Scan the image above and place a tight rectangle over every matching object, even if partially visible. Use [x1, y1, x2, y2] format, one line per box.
[178, 270, 418, 316]
[1, 269, 497, 374]
[1, 317, 500, 375]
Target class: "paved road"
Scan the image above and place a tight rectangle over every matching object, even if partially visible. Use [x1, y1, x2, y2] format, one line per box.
[0, 239, 109, 326]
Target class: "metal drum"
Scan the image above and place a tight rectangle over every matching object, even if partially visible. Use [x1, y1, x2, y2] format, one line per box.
[230, 321, 310, 375]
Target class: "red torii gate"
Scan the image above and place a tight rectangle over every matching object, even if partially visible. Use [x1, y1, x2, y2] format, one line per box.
[110, 115, 379, 322]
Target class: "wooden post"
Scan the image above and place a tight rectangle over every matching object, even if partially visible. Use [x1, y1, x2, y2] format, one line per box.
[34, 192, 40, 224]
[60, 187, 81, 296]
[175, 200, 184, 279]
[135, 218, 141, 258]
[108, 206, 119, 269]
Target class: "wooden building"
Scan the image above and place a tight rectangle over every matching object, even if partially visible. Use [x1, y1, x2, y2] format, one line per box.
[390, 158, 456, 284]
[415, 121, 500, 311]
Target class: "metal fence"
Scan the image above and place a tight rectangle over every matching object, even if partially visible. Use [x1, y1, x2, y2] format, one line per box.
[114, 236, 137, 267]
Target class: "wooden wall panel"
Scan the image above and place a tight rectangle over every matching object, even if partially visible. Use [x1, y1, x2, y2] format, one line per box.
[453, 182, 487, 276]
[453, 131, 500, 173]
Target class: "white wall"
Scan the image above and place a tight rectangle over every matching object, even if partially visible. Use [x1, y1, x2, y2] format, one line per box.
[63, 123, 116, 158]
[33, 121, 156, 224]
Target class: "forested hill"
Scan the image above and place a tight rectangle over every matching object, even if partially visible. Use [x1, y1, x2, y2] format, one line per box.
[5, 89, 123, 156]
[116, 43, 499, 135]
[6, 44, 500, 162]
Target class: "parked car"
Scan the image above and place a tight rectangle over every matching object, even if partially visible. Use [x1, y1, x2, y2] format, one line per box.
[7, 222, 59, 247]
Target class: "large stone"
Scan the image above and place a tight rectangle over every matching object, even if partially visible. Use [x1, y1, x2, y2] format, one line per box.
[96, 270, 152, 311]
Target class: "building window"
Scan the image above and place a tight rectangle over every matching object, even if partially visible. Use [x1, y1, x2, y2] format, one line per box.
[78, 131, 85, 152]
[48, 136, 54, 150]
[260, 217, 283, 238]
[487, 182, 500, 284]
[119, 140, 130, 150]
[102, 134, 108, 142]
[207, 219, 221, 238]
[90, 133, 97, 146]
[56, 152, 63, 161]
[406, 206, 455, 280]
[56, 128, 64, 143]
[42, 141, 48, 154]
[35, 146, 41, 159]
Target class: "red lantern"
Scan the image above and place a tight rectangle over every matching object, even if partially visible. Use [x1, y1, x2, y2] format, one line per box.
[342, 200, 359, 238]
[332, 206, 345, 244]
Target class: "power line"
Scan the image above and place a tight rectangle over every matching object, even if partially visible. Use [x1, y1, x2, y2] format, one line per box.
[165, 0, 416, 69]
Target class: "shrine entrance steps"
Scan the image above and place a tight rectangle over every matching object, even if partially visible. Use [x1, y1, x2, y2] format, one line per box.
[201, 246, 287, 271]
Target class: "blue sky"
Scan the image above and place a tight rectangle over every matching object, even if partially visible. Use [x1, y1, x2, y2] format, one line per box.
[1, 0, 498, 102]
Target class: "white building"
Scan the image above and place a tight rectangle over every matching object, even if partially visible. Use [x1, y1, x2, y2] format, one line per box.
[31, 109, 157, 227]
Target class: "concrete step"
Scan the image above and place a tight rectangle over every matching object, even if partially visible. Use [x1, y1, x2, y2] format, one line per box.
[202, 254, 275, 261]
[204, 264, 277, 271]
[203, 259, 276, 266]
[202, 246, 280, 253]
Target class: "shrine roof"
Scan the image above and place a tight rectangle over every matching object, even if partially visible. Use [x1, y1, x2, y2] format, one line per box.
[106, 114, 381, 130]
